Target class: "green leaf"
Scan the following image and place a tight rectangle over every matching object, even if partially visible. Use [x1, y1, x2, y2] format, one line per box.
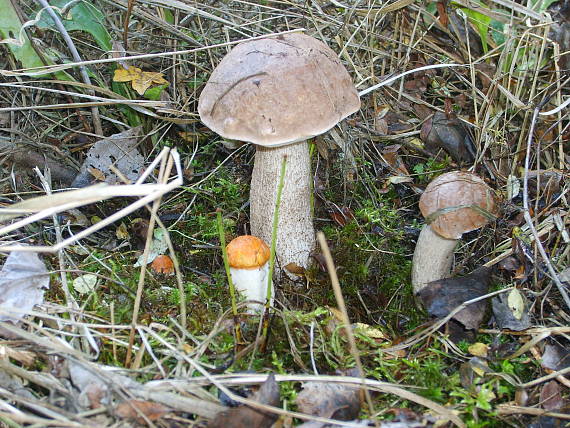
[144, 84, 168, 101]
[36, 0, 112, 51]
[0, 0, 47, 69]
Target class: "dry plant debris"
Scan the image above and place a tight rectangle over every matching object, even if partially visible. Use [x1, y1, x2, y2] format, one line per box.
[0, 0, 568, 426]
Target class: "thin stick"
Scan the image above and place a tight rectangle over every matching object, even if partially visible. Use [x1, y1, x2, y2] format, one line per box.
[523, 104, 570, 310]
[260, 155, 287, 347]
[34, 0, 103, 135]
[125, 151, 172, 366]
[216, 209, 242, 344]
[316, 232, 377, 421]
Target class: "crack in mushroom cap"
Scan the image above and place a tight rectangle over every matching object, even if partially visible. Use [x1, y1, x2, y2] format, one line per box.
[226, 235, 270, 269]
[198, 32, 361, 146]
[419, 171, 497, 240]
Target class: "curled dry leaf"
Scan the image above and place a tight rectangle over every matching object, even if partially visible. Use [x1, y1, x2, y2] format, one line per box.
[208, 373, 280, 428]
[417, 267, 491, 330]
[0, 250, 50, 323]
[115, 399, 170, 423]
[419, 171, 497, 240]
[420, 112, 477, 164]
[296, 378, 362, 422]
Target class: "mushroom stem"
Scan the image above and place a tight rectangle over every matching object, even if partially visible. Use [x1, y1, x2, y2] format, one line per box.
[230, 263, 271, 312]
[411, 224, 457, 294]
[250, 141, 314, 275]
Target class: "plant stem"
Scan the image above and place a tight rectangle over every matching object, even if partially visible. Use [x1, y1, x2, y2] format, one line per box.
[216, 208, 242, 343]
[260, 155, 287, 346]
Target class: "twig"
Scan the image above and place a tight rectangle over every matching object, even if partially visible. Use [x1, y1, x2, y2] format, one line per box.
[523, 105, 570, 310]
[34, 0, 103, 136]
[316, 232, 377, 423]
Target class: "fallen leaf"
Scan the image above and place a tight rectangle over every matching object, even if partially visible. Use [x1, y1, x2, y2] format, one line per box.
[468, 342, 489, 358]
[69, 361, 110, 409]
[151, 255, 174, 275]
[208, 373, 280, 428]
[540, 381, 563, 411]
[417, 267, 491, 330]
[71, 127, 145, 188]
[541, 344, 570, 371]
[420, 112, 476, 163]
[115, 399, 170, 422]
[115, 222, 130, 240]
[0, 250, 50, 322]
[114, 66, 169, 95]
[72, 274, 98, 294]
[491, 292, 531, 331]
[296, 374, 361, 422]
[507, 289, 525, 320]
[134, 228, 169, 266]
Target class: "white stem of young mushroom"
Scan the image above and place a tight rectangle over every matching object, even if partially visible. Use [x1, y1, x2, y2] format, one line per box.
[411, 224, 458, 295]
[250, 141, 314, 276]
[230, 262, 271, 313]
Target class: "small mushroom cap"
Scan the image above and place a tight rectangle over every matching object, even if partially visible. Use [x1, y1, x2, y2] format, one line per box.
[198, 32, 360, 147]
[226, 235, 270, 269]
[419, 171, 497, 240]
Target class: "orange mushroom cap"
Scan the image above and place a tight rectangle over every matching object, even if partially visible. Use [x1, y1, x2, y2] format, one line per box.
[419, 171, 497, 240]
[226, 235, 270, 269]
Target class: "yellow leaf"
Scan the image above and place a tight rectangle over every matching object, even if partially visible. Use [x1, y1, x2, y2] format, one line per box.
[113, 66, 142, 82]
[143, 71, 168, 85]
[508, 289, 525, 320]
[113, 67, 168, 95]
[88, 167, 106, 181]
[116, 222, 129, 239]
[354, 322, 387, 340]
[468, 342, 489, 358]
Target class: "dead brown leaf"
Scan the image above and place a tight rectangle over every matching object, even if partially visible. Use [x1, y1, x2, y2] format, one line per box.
[115, 399, 170, 423]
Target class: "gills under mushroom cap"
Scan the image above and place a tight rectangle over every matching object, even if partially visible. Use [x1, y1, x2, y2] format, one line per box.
[419, 171, 497, 240]
[197, 32, 361, 147]
[226, 235, 270, 269]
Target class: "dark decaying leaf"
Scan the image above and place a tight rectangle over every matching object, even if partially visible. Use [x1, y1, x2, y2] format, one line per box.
[68, 361, 110, 409]
[0, 250, 50, 323]
[115, 399, 170, 423]
[296, 378, 362, 422]
[71, 127, 145, 188]
[417, 267, 491, 330]
[491, 292, 531, 331]
[540, 381, 564, 411]
[541, 344, 570, 371]
[420, 112, 476, 163]
[208, 373, 280, 428]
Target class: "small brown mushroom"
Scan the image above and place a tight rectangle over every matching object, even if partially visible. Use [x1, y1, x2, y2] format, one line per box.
[411, 171, 497, 294]
[199, 33, 360, 275]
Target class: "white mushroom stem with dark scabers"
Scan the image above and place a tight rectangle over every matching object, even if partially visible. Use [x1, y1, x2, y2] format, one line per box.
[411, 171, 498, 295]
[226, 235, 271, 313]
[198, 32, 360, 276]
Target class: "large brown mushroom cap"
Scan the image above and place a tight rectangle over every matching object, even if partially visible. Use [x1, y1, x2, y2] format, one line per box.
[226, 235, 270, 269]
[419, 171, 497, 240]
[198, 32, 361, 146]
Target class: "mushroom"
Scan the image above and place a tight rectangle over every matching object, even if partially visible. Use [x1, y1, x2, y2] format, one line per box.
[411, 171, 497, 294]
[226, 235, 271, 312]
[198, 32, 360, 275]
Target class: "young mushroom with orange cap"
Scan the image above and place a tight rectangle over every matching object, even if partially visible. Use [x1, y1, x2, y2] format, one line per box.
[198, 32, 360, 276]
[226, 235, 271, 312]
[411, 171, 498, 295]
